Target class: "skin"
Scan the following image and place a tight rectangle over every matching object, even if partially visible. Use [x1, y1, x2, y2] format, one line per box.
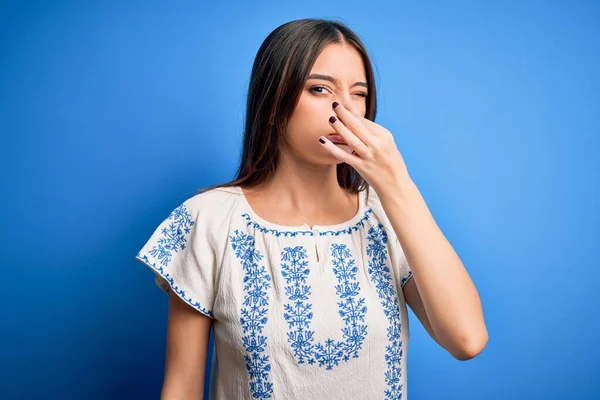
[161, 290, 212, 400]
[250, 40, 487, 360]
[318, 56, 489, 360]
[160, 42, 369, 400]
[243, 41, 369, 228]
[161, 40, 488, 399]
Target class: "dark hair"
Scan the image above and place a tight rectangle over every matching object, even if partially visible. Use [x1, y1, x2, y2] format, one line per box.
[200, 18, 377, 196]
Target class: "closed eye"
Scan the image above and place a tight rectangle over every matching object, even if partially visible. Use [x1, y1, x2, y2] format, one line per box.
[310, 85, 368, 98]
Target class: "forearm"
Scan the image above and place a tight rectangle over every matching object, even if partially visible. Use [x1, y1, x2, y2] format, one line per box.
[378, 179, 488, 358]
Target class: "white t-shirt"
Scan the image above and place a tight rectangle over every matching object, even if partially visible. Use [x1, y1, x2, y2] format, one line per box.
[136, 185, 414, 400]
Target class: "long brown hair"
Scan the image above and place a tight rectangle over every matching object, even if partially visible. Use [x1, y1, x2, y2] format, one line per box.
[199, 18, 377, 197]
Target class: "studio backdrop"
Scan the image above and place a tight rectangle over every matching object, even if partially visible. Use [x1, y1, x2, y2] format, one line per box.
[1, 1, 598, 399]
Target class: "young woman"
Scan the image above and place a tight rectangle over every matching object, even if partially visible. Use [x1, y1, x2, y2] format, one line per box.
[136, 18, 488, 400]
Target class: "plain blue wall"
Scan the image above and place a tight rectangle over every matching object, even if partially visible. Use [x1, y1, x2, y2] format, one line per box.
[2, 1, 598, 399]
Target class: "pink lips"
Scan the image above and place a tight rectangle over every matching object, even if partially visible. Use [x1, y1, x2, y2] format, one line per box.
[327, 134, 347, 145]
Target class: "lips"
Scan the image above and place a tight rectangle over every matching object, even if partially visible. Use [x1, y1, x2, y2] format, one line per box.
[327, 134, 347, 145]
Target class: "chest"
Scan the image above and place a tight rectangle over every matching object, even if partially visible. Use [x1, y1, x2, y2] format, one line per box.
[212, 230, 409, 356]
[241, 189, 359, 230]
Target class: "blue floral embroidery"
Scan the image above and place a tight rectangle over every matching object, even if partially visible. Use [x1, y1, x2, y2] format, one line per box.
[230, 230, 274, 399]
[241, 209, 373, 237]
[367, 224, 406, 399]
[241, 214, 313, 237]
[280, 244, 368, 370]
[149, 203, 195, 266]
[136, 203, 213, 317]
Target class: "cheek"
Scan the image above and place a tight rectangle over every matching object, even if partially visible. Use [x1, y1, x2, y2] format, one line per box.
[290, 97, 332, 135]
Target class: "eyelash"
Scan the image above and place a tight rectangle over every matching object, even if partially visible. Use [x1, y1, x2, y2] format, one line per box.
[310, 85, 368, 98]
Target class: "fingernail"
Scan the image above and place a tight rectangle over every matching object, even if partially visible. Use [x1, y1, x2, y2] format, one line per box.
[329, 116, 336, 124]
[319, 137, 326, 144]
[332, 102, 338, 109]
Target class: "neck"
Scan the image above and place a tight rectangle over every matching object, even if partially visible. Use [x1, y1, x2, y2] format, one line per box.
[249, 154, 352, 216]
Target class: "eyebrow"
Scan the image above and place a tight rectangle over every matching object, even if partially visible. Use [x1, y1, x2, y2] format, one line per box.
[307, 74, 368, 89]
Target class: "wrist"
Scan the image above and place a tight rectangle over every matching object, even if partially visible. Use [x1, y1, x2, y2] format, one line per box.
[377, 178, 421, 209]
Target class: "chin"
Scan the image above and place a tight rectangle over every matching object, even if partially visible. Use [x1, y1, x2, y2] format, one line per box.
[320, 152, 347, 165]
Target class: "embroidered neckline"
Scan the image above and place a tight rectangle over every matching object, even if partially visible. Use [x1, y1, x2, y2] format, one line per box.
[240, 208, 373, 237]
[228, 185, 370, 236]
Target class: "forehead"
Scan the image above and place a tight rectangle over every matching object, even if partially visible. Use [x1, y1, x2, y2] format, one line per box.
[309, 43, 366, 80]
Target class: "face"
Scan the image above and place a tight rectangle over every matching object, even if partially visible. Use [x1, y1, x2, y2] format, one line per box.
[284, 42, 369, 163]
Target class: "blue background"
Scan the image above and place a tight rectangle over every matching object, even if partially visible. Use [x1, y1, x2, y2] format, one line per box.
[2, 1, 598, 399]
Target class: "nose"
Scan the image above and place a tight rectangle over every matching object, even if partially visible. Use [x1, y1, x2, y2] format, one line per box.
[332, 93, 365, 117]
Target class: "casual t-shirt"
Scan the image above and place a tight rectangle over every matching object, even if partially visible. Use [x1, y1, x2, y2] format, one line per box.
[136, 185, 414, 400]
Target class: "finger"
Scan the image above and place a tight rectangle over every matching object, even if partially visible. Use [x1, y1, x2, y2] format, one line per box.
[357, 115, 379, 130]
[318, 135, 360, 164]
[328, 115, 369, 156]
[332, 102, 375, 146]
[343, 106, 377, 129]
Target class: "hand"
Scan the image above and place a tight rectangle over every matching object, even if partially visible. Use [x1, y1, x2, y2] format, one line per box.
[319, 102, 413, 196]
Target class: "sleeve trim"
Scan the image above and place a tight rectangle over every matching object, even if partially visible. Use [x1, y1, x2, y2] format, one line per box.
[400, 270, 413, 288]
[136, 253, 215, 319]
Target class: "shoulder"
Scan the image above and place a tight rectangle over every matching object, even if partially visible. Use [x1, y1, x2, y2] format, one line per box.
[173, 185, 244, 230]
[365, 187, 388, 223]
[184, 185, 240, 209]
[364, 187, 397, 239]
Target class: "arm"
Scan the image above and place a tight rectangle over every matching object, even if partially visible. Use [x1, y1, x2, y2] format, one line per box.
[161, 289, 213, 400]
[402, 277, 440, 345]
[382, 180, 488, 360]
[318, 101, 488, 360]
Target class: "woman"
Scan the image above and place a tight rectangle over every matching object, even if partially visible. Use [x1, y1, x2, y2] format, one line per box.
[136, 18, 488, 400]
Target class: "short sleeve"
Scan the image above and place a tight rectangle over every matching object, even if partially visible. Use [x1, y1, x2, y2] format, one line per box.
[395, 237, 414, 289]
[135, 198, 216, 318]
[368, 187, 413, 289]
